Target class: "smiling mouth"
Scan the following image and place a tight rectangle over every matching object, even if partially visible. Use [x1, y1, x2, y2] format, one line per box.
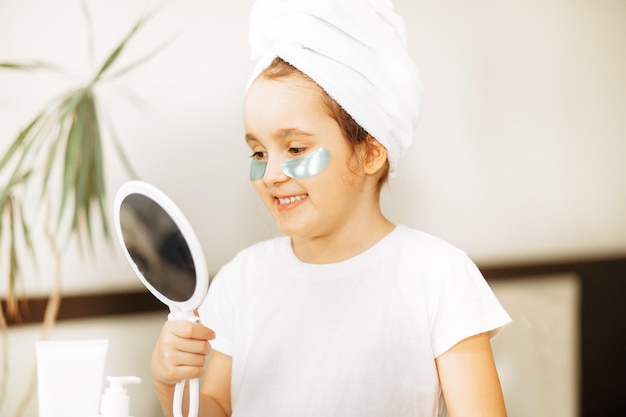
[277, 194, 308, 206]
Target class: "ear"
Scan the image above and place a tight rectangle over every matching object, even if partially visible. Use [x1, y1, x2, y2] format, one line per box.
[363, 136, 388, 175]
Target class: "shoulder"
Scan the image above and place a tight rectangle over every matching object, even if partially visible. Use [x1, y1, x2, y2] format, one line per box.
[391, 225, 461, 250]
[380, 225, 486, 304]
[386, 225, 469, 269]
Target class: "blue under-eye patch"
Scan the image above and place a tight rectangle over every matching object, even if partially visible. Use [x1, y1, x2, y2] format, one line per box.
[249, 147, 331, 181]
[250, 158, 267, 181]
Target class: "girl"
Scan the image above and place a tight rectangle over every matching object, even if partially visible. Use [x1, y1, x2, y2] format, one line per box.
[151, 2, 511, 416]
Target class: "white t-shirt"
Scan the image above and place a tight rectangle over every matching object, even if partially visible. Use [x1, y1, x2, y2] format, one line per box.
[198, 225, 511, 417]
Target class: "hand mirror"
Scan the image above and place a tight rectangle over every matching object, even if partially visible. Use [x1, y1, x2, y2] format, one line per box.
[113, 180, 207, 417]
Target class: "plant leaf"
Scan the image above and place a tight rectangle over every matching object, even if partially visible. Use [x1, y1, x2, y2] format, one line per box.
[58, 101, 83, 230]
[0, 110, 45, 172]
[73, 95, 94, 242]
[59, 87, 89, 120]
[18, 197, 37, 275]
[80, 0, 96, 70]
[105, 35, 177, 81]
[7, 197, 18, 305]
[40, 101, 72, 198]
[92, 115, 109, 242]
[0, 114, 46, 211]
[90, 16, 149, 85]
[0, 60, 65, 73]
[90, 99, 109, 239]
[99, 105, 139, 179]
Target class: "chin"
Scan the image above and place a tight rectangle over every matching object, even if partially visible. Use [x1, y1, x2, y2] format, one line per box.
[276, 222, 313, 239]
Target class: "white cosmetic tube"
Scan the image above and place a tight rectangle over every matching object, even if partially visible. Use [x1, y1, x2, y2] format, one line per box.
[36, 339, 109, 417]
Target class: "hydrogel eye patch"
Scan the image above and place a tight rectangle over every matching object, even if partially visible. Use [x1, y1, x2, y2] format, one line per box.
[250, 158, 267, 182]
[282, 147, 331, 179]
[249, 147, 331, 181]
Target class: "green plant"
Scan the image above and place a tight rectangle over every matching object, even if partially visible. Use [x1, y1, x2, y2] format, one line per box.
[0, 11, 165, 320]
[0, 6, 174, 414]
[0, 173, 35, 317]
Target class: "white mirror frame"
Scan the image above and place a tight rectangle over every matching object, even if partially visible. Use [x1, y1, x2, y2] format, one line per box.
[113, 180, 207, 417]
[113, 180, 208, 315]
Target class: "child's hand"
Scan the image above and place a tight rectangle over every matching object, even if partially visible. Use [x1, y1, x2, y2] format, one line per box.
[151, 319, 216, 387]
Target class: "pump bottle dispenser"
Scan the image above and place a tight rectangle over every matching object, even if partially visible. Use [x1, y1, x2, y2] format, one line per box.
[99, 376, 141, 417]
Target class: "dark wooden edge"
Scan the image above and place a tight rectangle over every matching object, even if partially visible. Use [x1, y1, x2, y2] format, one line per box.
[2, 290, 168, 326]
[483, 255, 626, 417]
[479, 255, 626, 281]
[3, 255, 625, 325]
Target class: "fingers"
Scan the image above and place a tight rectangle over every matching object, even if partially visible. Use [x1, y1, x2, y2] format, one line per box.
[169, 320, 216, 342]
[152, 321, 216, 386]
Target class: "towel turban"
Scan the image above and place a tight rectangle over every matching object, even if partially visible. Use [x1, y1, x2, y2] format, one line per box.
[247, 0, 422, 176]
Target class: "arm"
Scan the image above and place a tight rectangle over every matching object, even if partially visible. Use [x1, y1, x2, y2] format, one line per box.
[151, 320, 232, 417]
[200, 350, 233, 416]
[435, 332, 507, 417]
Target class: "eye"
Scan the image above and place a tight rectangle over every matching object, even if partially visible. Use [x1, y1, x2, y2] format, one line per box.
[250, 151, 267, 161]
[289, 147, 306, 156]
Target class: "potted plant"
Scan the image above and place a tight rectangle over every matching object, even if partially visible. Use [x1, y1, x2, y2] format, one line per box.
[0, 7, 167, 414]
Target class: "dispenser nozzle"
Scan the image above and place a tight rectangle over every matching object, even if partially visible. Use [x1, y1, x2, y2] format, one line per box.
[100, 376, 141, 417]
[107, 376, 141, 390]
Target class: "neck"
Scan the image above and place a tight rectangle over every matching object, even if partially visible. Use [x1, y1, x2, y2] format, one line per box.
[291, 212, 395, 264]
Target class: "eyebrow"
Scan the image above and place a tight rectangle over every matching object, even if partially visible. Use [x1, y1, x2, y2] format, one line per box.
[245, 133, 258, 144]
[245, 128, 315, 144]
[273, 128, 315, 139]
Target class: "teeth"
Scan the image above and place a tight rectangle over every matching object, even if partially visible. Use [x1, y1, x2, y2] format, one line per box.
[278, 195, 307, 205]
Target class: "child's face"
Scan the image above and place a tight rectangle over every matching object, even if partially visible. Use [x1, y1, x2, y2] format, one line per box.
[243, 76, 372, 241]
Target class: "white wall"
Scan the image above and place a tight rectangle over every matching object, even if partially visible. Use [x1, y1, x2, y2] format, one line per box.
[389, 0, 626, 265]
[1, 1, 624, 416]
[1, 0, 625, 297]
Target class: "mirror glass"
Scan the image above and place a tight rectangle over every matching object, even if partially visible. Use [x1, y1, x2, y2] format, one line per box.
[118, 193, 196, 302]
[114, 181, 208, 314]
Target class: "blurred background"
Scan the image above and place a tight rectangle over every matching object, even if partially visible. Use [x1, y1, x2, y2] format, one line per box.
[1, 0, 624, 416]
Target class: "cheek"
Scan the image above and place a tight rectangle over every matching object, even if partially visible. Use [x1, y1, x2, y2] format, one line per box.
[252, 182, 278, 210]
[309, 161, 356, 199]
[252, 181, 267, 197]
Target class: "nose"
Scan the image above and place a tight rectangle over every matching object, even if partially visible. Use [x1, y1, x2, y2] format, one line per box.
[263, 155, 289, 185]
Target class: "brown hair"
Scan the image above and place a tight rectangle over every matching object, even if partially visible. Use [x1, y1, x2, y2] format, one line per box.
[258, 57, 390, 189]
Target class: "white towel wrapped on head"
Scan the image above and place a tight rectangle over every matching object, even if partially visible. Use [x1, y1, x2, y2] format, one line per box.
[248, 0, 422, 176]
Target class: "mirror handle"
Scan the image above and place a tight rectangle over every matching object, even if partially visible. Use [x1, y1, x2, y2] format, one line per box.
[173, 378, 199, 417]
[168, 310, 198, 322]
[169, 310, 201, 417]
